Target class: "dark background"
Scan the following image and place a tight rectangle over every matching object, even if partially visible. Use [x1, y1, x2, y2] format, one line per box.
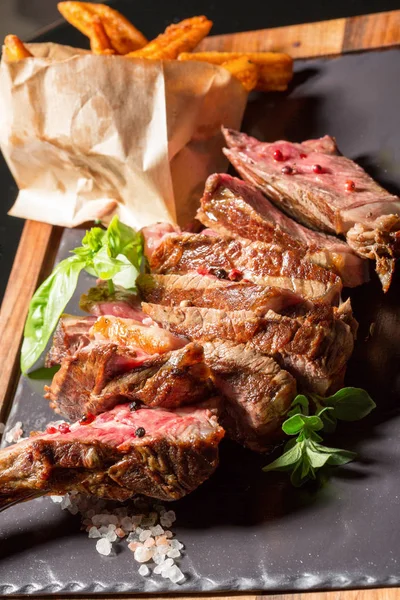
[1, 0, 399, 303]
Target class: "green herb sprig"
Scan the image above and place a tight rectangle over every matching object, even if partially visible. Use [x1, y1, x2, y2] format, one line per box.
[263, 388, 376, 487]
[21, 216, 143, 373]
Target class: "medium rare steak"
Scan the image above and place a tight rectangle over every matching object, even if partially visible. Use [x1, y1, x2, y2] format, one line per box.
[223, 128, 400, 291]
[142, 301, 356, 395]
[137, 272, 307, 316]
[202, 340, 296, 452]
[0, 402, 224, 509]
[80, 283, 147, 321]
[149, 232, 342, 303]
[197, 173, 368, 288]
[45, 342, 211, 420]
[46, 315, 188, 367]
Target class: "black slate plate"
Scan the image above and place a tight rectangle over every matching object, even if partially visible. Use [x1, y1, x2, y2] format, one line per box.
[1, 43, 400, 595]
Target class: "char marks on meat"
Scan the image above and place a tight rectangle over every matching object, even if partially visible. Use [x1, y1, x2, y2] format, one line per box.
[0, 403, 224, 508]
[142, 301, 356, 395]
[137, 272, 307, 316]
[202, 340, 296, 452]
[197, 173, 368, 288]
[149, 232, 342, 303]
[45, 342, 211, 421]
[45, 315, 96, 367]
[223, 128, 400, 291]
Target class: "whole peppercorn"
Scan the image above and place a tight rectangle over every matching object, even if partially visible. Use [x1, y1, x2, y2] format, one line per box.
[79, 413, 95, 425]
[345, 180, 356, 192]
[135, 427, 146, 438]
[273, 149, 284, 161]
[312, 164, 323, 174]
[213, 268, 228, 279]
[281, 165, 293, 175]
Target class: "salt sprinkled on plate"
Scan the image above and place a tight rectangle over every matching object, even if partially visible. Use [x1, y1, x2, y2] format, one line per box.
[50, 493, 186, 583]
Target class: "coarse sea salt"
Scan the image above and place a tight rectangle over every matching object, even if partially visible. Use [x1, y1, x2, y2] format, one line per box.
[50, 493, 185, 582]
[96, 538, 113, 556]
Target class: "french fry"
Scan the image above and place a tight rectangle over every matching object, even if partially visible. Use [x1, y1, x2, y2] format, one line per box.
[90, 17, 115, 55]
[126, 16, 212, 60]
[57, 2, 148, 54]
[178, 51, 293, 92]
[221, 57, 258, 92]
[3, 35, 33, 61]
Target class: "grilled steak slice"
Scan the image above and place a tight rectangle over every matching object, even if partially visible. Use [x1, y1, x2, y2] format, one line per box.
[80, 283, 147, 321]
[45, 342, 211, 420]
[137, 272, 307, 316]
[149, 233, 342, 303]
[197, 173, 368, 288]
[223, 129, 400, 291]
[0, 402, 224, 509]
[202, 340, 296, 452]
[141, 222, 180, 258]
[46, 315, 187, 367]
[142, 302, 356, 395]
[45, 315, 96, 367]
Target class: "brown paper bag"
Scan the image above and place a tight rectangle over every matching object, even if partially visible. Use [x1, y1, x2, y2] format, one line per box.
[0, 43, 247, 229]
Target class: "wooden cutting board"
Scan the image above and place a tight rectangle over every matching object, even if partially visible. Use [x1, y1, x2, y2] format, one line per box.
[1, 9, 400, 600]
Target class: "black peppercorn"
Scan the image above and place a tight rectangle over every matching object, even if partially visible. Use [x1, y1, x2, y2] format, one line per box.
[135, 427, 146, 438]
[213, 268, 228, 279]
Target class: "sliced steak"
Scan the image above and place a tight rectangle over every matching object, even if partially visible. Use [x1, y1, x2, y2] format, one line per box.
[202, 340, 296, 452]
[197, 173, 368, 288]
[80, 283, 147, 321]
[45, 315, 96, 367]
[149, 232, 342, 303]
[141, 222, 180, 258]
[137, 272, 307, 316]
[0, 402, 224, 509]
[142, 301, 356, 395]
[223, 128, 400, 291]
[45, 342, 211, 420]
[46, 315, 187, 367]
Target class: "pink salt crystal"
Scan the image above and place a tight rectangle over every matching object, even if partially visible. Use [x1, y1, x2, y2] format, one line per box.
[128, 542, 141, 552]
[115, 527, 125, 538]
[156, 535, 168, 546]
[144, 537, 155, 548]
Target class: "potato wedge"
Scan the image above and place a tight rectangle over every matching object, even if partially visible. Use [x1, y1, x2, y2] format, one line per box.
[90, 16, 115, 55]
[3, 35, 33, 61]
[178, 51, 293, 91]
[221, 57, 258, 92]
[58, 2, 147, 54]
[126, 16, 212, 60]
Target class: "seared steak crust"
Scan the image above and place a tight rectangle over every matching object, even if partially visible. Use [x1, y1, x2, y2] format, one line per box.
[197, 173, 368, 288]
[137, 272, 306, 316]
[202, 340, 296, 452]
[142, 301, 356, 395]
[149, 233, 342, 302]
[0, 403, 224, 508]
[45, 342, 211, 420]
[223, 128, 400, 291]
[45, 315, 96, 367]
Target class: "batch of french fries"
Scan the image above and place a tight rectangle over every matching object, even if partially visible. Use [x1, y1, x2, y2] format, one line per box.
[4, 1, 293, 93]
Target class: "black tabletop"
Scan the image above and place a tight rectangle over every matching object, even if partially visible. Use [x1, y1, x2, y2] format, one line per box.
[0, 0, 399, 303]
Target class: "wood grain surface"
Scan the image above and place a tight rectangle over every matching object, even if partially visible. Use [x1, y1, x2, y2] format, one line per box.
[199, 10, 400, 57]
[0, 8, 399, 600]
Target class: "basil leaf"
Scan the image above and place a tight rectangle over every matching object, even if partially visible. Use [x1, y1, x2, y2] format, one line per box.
[91, 246, 125, 280]
[262, 441, 304, 473]
[111, 255, 139, 289]
[21, 257, 85, 373]
[107, 215, 143, 268]
[321, 387, 376, 422]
